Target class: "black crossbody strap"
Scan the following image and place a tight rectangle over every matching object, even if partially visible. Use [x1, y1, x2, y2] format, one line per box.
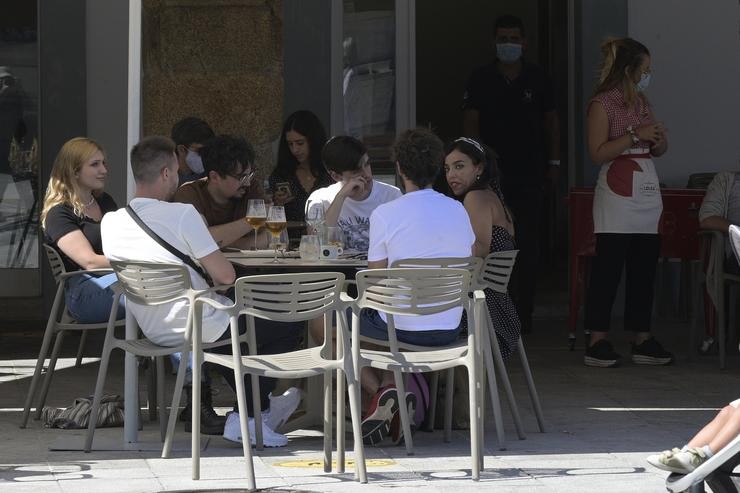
[125, 205, 210, 282]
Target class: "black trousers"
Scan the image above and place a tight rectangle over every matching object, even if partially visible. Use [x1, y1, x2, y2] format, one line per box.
[207, 316, 303, 417]
[584, 233, 660, 333]
[503, 184, 543, 332]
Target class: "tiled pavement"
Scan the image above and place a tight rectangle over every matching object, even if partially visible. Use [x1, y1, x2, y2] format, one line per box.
[1, 317, 738, 492]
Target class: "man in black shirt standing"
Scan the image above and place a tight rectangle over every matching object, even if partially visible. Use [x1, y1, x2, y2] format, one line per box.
[462, 14, 560, 334]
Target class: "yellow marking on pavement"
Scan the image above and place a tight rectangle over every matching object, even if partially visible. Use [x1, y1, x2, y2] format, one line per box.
[274, 458, 395, 468]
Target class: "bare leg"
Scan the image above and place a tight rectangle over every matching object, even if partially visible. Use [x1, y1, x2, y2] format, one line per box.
[687, 405, 735, 450]
[707, 406, 740, 453]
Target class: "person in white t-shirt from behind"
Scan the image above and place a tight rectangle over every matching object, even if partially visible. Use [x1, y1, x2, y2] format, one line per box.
[305, 136, 402, 345]
[359, 128, 476, 446]
[304, 135, 401, 252]
[101, 136, 301, 447]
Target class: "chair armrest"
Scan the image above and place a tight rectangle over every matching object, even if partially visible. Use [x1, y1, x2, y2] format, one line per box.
[194, 295, 235, 311]
[472, 289, 486, 302]
[59, 268, 114, 280]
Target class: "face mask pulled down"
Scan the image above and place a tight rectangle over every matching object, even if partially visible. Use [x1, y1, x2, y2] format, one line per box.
[637, 73, 651, 92]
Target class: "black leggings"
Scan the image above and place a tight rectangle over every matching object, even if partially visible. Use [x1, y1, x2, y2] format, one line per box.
[584, 233, 660, 333]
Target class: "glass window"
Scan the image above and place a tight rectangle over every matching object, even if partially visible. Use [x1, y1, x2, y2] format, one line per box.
[0, 2, 39, 269]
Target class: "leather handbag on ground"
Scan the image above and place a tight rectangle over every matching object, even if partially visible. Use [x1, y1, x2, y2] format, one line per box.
[41, 393, 124, 429]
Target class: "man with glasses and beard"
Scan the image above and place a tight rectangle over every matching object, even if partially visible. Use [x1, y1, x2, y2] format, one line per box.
[174, 134, 269, 250]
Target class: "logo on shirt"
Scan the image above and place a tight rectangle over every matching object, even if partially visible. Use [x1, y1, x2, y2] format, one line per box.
[338, 216, 370, 251]
[522, 89, 533, 103]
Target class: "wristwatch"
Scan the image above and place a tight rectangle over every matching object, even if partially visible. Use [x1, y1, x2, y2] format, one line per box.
[626, 126, 640, 145]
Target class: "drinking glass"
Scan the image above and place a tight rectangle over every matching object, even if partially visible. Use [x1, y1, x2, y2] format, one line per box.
[269, 229, 290, 259]
[265, 205, 287, 262]
[325, 226, 345, 249]
[246, 199, 267, 250]
[305, 204, 325, 236]
[298, 234, 320, 260]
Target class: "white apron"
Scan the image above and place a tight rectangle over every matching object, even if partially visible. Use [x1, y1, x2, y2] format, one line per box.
[593, 148, 663, 234]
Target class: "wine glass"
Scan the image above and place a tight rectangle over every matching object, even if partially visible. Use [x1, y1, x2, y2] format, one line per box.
[265, 205, 287, 263]
[269, 229, 290, 259]
[305, 204, 325, 236]
[246, 199, 267, 250]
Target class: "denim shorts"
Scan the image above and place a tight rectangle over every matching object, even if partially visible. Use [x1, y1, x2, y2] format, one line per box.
[355, 308, 462, 347]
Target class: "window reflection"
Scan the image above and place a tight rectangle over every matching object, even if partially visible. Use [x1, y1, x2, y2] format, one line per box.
[342, 1, 395, 173]
[0, 3, 39, 268]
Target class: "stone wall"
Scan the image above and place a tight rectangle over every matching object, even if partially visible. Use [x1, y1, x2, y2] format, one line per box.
[142, 0, 283, 175]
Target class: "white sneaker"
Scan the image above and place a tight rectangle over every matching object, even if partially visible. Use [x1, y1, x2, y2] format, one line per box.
[263, 387, 302, 431]
[222, 412, 288, 447]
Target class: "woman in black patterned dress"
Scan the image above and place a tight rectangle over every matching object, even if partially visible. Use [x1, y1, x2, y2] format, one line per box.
[444, 137, 520, 358]
[269, 110, 333, 241]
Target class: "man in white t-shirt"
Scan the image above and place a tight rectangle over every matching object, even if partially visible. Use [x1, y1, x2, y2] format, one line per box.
[359, 128, 475, 446]
[305, 136, 401, 252]
[101, 136, 301, 447]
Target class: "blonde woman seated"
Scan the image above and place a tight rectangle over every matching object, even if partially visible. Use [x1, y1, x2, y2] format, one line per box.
[443, 137, 520, 358]
[41, 137, 124, 323]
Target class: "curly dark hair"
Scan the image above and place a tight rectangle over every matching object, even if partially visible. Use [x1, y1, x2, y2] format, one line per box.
[393, 128, 444, 189]
[200, 135, 255, 177]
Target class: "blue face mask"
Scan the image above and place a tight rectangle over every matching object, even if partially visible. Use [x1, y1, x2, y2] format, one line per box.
[637, 72, 651, 92]
[496, 43, 522, 63]
[185, 149, 204, 174]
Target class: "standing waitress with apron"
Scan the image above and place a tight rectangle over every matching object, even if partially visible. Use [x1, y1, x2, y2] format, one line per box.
[583, 37, 673, 368]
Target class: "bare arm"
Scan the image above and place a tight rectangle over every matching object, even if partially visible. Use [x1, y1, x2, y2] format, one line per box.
[228, 229, 270, 250]
[368, 259, 388, 269]
[587, 102, 634, 164]
[463, 191, 494, 258]
[701, 216, 732, 233]
[462, 109, 480, 138]
[198, 249, 236, 285]
[325, 178, 366, 227]
[205, 217, 255, 249]
[56, 229, 111, 270]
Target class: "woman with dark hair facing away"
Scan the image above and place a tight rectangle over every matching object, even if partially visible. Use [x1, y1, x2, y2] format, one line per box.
[583, 37, 672, 368]
[444, 137, 520, 358]
[269, 110, 333, 239]
[41, 137, 125, 323]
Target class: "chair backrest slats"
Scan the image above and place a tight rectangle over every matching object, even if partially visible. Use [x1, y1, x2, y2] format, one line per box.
[356, 268, 470, 316]
[235, 272, 344, 322]
[110, 261, 192, 305]
[476, 250, 518, 293]
[43, 244, 67, 282]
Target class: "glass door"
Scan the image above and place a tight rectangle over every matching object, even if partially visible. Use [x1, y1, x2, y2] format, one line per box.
[0, 2, 40, 296]
[331, 0, 415, 179]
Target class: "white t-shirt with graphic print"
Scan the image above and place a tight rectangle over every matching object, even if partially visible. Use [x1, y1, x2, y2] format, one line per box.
[305, 180, 402, 251]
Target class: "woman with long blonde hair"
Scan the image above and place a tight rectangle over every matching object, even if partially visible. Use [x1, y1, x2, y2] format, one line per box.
[41, 137, 124, 322]
[582, 37, 671, 368]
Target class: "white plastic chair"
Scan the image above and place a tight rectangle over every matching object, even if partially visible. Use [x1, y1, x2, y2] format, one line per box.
[666, 435, 740, 492]
[350, 267, 486, 480]
[387, 257, 509, 447]
[20, 244, 125, 428]
[185, 271, 367, 489]
[476, 250, 546, 437]
[84, 262, 235, 460]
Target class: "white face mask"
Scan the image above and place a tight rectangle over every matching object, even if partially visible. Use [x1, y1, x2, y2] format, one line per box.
[637, 72, 651, 92]
[185, 149, 204, 174]
[496, 43, 522, 63]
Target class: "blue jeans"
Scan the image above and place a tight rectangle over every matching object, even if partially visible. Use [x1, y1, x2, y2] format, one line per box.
[64, 273, 125, 323]
[356, 308, 462, 346]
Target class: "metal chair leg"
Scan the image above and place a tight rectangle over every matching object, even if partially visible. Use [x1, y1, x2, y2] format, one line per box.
[75, 329, 89, 368]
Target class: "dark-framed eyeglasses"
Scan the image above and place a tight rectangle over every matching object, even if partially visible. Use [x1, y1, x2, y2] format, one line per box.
[227, 170, 255, 185]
